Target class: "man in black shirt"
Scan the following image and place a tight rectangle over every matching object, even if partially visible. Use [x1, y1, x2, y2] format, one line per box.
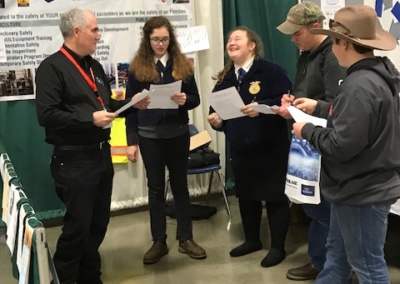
[36, 7, 148, 284]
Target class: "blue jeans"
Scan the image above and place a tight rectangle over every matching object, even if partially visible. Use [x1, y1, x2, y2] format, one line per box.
[302, 197, 330, 271]
[316, 201, 392, 284]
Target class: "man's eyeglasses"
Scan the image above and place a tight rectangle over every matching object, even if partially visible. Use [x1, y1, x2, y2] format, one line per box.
[328, 19, 353, 36]
[150, 37, 170, 44]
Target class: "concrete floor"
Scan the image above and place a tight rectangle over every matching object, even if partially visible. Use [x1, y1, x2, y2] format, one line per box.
[1, 196, 400, 284]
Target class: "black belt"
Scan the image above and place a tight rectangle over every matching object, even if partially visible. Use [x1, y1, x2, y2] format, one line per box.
[55, 141, 109, 151]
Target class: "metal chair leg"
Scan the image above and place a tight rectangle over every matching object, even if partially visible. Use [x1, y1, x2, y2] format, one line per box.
[216, 171, 232, 218]
[206, 171, 215, 203]
[164, 176, 170, 200]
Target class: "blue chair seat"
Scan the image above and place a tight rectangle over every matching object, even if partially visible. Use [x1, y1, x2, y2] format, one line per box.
[187, 164, 221, 175]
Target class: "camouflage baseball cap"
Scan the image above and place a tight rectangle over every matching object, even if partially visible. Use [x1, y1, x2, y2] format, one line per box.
[277, 2, 325, 34]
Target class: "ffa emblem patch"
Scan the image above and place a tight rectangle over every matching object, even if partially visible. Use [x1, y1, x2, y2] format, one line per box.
[249, 81, 261, 95]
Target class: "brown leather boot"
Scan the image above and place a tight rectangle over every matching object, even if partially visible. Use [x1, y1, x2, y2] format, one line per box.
[143, 241, 169, 264]
[286, 262, 320, 280]
[178, 239, 207, 259]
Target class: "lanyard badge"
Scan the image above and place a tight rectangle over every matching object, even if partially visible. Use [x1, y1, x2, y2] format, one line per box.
[60, 47, 106, 110]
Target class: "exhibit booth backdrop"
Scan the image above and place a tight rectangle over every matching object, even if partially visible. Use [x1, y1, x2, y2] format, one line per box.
[0, 0, 298, 222]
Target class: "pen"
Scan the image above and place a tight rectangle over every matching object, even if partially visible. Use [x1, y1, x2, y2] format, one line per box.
[288, 90, 293, 105]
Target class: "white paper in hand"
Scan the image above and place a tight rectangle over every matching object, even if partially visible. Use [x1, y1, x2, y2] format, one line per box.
[115, 89, 151, 115]
[250, 104, 279, 115]
[288, 106, 327, 127]
[148, 81, 182, 109]
[208, 86, 245, 120]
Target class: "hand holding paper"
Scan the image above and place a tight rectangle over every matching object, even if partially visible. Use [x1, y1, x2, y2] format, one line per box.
[148, 80, 182, 109]
[293, 97, 318, 115]
[133, 91, 151, 110]
[288, 106, 327, 127]
[115, 90, 151, 115]
[171, 92, 186, 106]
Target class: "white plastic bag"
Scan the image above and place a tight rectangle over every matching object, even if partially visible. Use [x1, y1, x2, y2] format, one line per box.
[285, 135, 321, 204]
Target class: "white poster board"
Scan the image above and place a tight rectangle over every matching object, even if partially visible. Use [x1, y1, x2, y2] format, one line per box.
[0, 0, 210, 101]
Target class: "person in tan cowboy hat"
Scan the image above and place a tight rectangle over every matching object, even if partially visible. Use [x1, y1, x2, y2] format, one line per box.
[276, 2, 346, 281]
[291, 5, 400, 283]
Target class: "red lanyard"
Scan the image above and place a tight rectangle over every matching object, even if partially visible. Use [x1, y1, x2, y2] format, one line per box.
[59, 47, 106, 110]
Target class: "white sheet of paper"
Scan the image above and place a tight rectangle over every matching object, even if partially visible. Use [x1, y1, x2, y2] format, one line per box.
[19, 219, 34, 284]
[102, 121, 112, 129]
[4, 182, 16, 227]
[2, 161, 11, 221]
[115, 89, 151, 115]
[208, 87, 245, 120]
[390, 199, 400, 216]
[288, 106, 327, 128]
[6, 186, 26, 254]
[177, 25, 210, 54]
[17, 205, 30, 270]
[250, 104, 279, 115]
[148, 81, 182, 109]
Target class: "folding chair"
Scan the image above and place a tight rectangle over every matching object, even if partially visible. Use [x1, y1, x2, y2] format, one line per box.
[165, 125, 232, 217]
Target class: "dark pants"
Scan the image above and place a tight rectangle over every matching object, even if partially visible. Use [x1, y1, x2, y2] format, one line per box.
[50, 146, 114, 284]
[139, 133, 192, 241]
[302, 197, 331, 271]
[238, 198, 290, 250]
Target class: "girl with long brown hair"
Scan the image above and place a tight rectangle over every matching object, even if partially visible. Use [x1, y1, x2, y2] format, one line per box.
[125, 16, 206, 264]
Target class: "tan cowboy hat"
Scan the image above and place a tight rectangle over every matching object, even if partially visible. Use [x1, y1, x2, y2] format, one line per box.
[310, 5, 397, 51]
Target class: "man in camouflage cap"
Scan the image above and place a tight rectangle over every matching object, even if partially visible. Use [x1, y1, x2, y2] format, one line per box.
[276, 2, 346, 281]
[277, 1, 325, 34]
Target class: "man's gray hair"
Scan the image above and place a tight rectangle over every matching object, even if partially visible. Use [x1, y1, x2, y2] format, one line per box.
[59, 7, 95, 39]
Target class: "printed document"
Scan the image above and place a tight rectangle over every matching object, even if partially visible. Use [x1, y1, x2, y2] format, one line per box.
[148, 80, 182, 109]
[208, 86, 245, 120]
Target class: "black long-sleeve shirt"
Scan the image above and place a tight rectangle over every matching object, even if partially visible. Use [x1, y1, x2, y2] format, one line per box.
[36, 45, 122, 145]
